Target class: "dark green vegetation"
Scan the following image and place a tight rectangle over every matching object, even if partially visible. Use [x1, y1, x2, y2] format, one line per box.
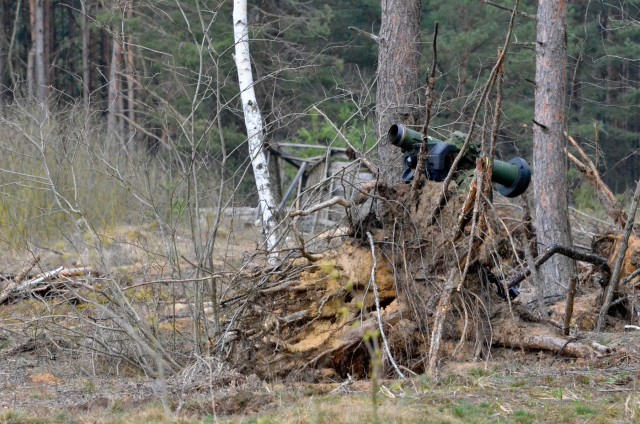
[1, 0, 639, 194]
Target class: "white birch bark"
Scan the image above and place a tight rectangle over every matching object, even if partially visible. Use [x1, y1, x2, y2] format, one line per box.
[233, 0, 278, 254]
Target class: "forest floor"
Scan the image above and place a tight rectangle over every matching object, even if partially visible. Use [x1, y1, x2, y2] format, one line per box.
[1, 345, 639, 423]
[1, 183, 640, 423]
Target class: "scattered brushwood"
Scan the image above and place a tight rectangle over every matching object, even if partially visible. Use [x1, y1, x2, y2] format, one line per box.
[209, 179, 622, 381]
[0, 257, 98, 304]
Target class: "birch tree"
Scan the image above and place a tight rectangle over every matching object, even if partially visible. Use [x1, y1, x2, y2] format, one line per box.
[233, 0, 278, 254]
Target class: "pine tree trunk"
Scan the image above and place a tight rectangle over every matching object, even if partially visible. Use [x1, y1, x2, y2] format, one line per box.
[0, 1, 6, 113]
[81, 0, 90, 107]
[125, 1, 136, 140]
[107, 33, 123, 137]
[34, 0, 47, 104]
[232, 0, 278, 255]
[43, 0, 51, 90]
[27, 49, 34, 98]
[533, 0, 576, 297]
[28, 0, 36, 98]
[376, 0, 422, 182]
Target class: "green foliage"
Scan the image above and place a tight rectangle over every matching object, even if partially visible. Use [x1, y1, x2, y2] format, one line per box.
[1, 0, 640, 217]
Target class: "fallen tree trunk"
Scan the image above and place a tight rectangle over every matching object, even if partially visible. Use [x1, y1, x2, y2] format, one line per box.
[0, 265, 97, 303]
[492, 332, 599, 359]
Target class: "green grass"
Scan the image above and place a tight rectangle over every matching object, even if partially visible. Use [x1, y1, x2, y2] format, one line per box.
[513, 409, 535, 424]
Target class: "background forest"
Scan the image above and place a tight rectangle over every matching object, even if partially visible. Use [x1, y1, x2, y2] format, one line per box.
[0, 0, 639, 241]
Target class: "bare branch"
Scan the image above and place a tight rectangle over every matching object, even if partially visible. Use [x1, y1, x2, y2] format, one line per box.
[348, 26, 380, 43]
[565, 131, 626, 229]
[597, 177, 640, 331]
[507, 245, 610, 289]
[311, 105, 379, 177]
[410, 22, 439, 201]
[483, 0, 536, 20]
[289, 196, 350, 217]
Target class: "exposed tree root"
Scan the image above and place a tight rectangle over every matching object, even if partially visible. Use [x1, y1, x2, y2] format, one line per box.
[212, 178, 633, 381]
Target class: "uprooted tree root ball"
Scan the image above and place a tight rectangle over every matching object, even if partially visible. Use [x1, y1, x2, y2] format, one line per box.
[212, 181, 637, 380]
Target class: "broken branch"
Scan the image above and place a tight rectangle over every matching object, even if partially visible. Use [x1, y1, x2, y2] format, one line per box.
[507, 245, 610, 289]
[596, 176, 640, 331]
[289, 196, 351, 217]
[348, 26, 380, 43]
[0, 256, 41, 304]
[565, 132, 626, 229]
[483, 0, 536, 19]
[311, 106, 379, 178]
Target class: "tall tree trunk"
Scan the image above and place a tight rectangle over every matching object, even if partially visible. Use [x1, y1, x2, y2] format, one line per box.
[65, 0, 75, 96]
[81, 0, 90, 107]
[107, 33, 123, 137]
[125, 1, 136, 140]
[28, 0, 36, 98]
[34, 0, 47, 104]
[533, 0, 575, 297]
[7, 0, 23, 90]
[233, 0, 279, 255]
[0, 1, 6, 114]
[27, 49, 34, 98]
[376, 0, 422, 182]
[43, 0, 51, 90]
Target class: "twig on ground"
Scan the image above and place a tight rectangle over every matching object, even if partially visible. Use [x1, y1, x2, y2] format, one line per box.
[329, 374, 354, 393]
[125, 273, 234, 290]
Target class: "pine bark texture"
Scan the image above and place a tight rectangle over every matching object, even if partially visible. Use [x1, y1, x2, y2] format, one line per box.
[34, 0, 47, 103]
[0, 3, 5, 112]
[81, 0, 90, 107]
[107, 34, 123, 136]
[233, 0, 278, 253]
[376, 0, 422, 183]
[125, 3, 136, 140]
[533, 0, 576, 296]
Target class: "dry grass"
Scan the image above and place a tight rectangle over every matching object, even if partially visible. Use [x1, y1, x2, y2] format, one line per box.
[0, 361, 636, 423]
